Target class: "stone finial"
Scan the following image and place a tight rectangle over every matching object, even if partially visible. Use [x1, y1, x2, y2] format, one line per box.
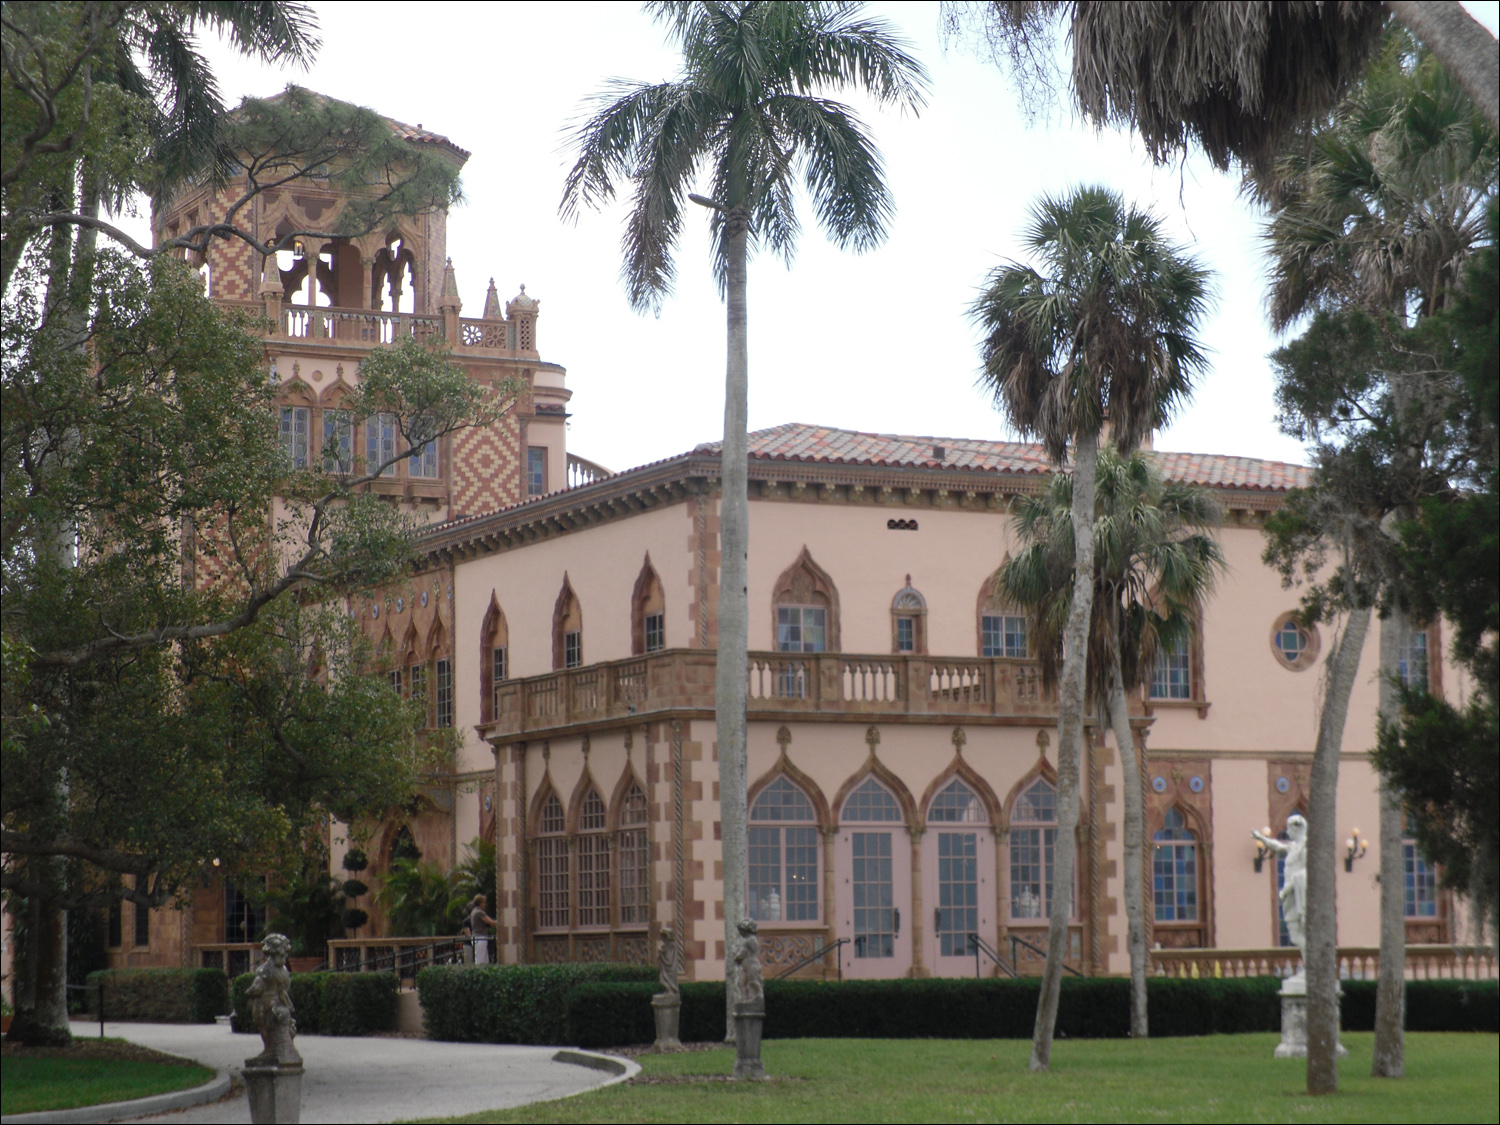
[1036, 729, 1050, 758]
[865, 726, 880, 752]
[506, 283, 539, 317]
[776, 725, 792, 751]
[438, 257, 461, 312]
[951, 727, 967, 753]
[581, 734, 591, 760]
[482, 278, 503, 320]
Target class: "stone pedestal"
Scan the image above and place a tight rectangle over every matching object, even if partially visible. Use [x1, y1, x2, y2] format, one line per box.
[1275, 989, 1348, 1060]
[733, 1002, 765, 1081]
[244, 1064, 304, 1124]
[652, 994, 681, 1051]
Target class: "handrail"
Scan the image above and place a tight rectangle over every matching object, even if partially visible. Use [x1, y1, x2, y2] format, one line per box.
[968, 933, 1018, 978]
[329, 938, 467, 976]
[773, 937, 849, 981]
[1009, 932, 1084, 977]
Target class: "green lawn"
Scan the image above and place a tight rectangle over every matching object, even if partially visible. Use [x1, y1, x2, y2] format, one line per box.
[0, 1038, 215, 1115]
[419, 1033, 1499, 1125]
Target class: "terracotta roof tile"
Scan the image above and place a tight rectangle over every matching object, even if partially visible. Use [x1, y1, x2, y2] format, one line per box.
[429, 423, 1310, 539]
[695, 423, 1312, 490]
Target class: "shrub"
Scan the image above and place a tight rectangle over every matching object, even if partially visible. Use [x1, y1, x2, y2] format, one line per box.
[86, 968, 228, 1024]
[1405, 980, 1498, 1032]
[562, 975, 1499, 1048]
[231, 971, 396, 1036]
[416, 963, 656, 1044]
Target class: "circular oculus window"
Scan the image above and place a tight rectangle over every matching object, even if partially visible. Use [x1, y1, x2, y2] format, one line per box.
[1271, 613, 1320, 671]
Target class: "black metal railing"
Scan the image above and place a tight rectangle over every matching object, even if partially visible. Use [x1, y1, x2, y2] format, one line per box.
[330, 939, 468, 983]
[1008, 932, 1084, 977]
[967, 933, 1018, 978]
[65, 981, 105, 1039]
[773, 937, 849, 981]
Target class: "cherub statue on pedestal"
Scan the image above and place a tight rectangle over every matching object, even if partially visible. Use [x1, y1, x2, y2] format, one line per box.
[245, 933, 302, 1067]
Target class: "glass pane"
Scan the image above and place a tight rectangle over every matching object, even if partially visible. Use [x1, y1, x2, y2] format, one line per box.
[580, 789, 606, 831]
[1014, 779, 1056, 824]
[896, 616, 914, 652]
[1400, 629, 1428, 690]
[852, 831, 895, 958]
[541, 795, 565, 835]
[751, 776, 815, 822]
[784, 826, 819, 921]
[1275, 621, 1306, 663]
[981, 615, 1002, 657]
[1151, 633, 1192, 699]
[619, 827, 649, 925]
[1010, 827, 1045, 919]
[1153, 840, 1197, 921]
[927, 779, 983, 823]
[1404, 841, 1437, 918]
[843, 777, 901, 822]
[748, 825, 782, 921]
[936, 831, 978, 956]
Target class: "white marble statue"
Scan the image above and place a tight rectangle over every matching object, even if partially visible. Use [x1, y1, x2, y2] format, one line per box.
[1252, 814, 1308, 991]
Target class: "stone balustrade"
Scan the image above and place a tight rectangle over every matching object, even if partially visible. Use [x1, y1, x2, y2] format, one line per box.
[210, 294, 532, 356]
[486, 648, 1054, 741]
[1150, 944, 1497, 981]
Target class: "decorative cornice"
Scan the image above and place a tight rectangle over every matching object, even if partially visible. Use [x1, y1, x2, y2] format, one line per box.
[419, 444, 1287, 564]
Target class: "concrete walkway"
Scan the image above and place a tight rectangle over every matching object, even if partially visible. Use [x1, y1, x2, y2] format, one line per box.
[67, 1021, 630, 1124]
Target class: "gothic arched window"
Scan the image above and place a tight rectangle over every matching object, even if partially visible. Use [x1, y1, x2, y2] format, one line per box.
[1153, 808, 1198, 921]
[617, 784, 650, 925]
[749, 777, 820, 922]
[1008, 779, 1057, 920]
[536, 794, 568, 930]
[576, 788, 609, 927]
[891, 577, 927, 654]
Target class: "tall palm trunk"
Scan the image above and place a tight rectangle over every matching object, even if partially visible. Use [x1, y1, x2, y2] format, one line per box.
[1108, 647, 1147, 1038]
[716, 204, 751, 1040]
[1372, 605, 1407, 1076]
[1306, 604, 1372, 1095]
[1030, 429, 1098, 1072]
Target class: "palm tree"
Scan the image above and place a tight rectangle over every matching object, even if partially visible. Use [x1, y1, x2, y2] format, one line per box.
[1262, 30, 1497, 333]
[1261, 30, 1496, 1082]
[971, 185, 1211, 1070]
[560, 0, 926, 1034]
[942, 2, 1497, 169]
[999, 445, 1225, 1040]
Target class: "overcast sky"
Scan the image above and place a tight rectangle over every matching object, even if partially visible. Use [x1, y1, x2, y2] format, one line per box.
[162, 1, 1500, 475]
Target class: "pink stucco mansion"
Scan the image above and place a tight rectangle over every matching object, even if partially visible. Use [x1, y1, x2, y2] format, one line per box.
[115, 101, 1485, 985]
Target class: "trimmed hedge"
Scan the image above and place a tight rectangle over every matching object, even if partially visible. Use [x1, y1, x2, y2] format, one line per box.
[231, 972, 397, 1036]
[84, 968, 228, 1024]
[563, 976, 1500, 1049]
[416, 963, 657, 1044]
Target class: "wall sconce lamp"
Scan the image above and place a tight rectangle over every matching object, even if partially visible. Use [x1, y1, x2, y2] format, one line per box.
[1344, 827, 1369, 872]
[1254, 826, 1273, 873]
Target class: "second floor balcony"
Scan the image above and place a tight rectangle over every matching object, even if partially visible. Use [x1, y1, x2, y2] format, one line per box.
[484, 649, 1054, 741]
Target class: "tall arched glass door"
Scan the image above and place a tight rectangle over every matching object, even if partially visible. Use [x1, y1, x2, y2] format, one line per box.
[922, 778, 995, 976]
[836, 777, 911, 978]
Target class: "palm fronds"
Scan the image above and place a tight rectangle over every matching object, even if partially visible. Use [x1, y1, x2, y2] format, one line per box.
[997, 445, 1226, 703]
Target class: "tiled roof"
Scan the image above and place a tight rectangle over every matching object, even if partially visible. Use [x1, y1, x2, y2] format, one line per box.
[247, 89, 471, 161]
[427, 422, 1310, 544]
[695, 423, 1312, 491]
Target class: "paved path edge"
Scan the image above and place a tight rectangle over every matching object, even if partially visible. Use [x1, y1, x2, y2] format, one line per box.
[549, 1049, 640, 1099]
[0, 1067, 230, 1125]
